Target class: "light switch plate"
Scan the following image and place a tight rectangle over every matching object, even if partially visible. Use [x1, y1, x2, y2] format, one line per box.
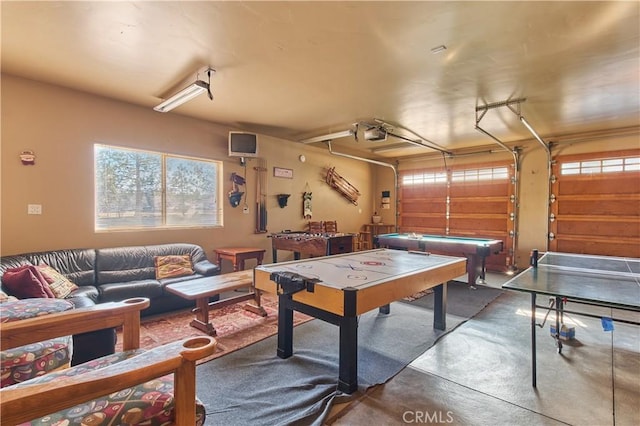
[28, 204, 42, 215]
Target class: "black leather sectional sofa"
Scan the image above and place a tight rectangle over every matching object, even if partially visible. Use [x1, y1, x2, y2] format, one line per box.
[0, 243, 221, 364]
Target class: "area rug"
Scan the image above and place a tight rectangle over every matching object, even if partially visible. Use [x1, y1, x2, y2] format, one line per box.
[115, 292, 312, 364]
[400, 280, 504, 318]
[195, 285, 505, 425]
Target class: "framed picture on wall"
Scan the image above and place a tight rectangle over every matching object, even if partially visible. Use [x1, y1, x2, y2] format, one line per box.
[274, 167, 293, 179]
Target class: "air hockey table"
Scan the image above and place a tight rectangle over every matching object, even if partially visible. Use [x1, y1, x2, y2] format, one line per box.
[254, 248, 467, 393]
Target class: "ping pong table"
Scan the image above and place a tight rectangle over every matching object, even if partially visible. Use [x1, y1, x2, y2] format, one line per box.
[502, 251, 640, 387]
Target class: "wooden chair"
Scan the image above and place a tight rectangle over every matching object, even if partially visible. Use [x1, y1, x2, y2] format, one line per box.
[308, 221, 324, 233]
[324, 220, 338, 233]
[0, 298, 217, 425]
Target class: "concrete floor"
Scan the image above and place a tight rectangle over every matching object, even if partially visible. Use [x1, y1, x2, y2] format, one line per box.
[328, 273, 640, 426]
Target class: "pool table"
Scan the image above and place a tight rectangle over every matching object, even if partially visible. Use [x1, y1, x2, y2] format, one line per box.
[375, 233, 503, 286]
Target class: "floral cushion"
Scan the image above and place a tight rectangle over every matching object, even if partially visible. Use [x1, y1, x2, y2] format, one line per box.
[1, 336, 73, 387]
[9, 350, 206, 426]
[0, 298, 76, 387]
[0, 298, 75, 323]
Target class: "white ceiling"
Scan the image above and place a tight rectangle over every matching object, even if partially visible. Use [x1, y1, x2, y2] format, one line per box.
[2, 1, 639, 159]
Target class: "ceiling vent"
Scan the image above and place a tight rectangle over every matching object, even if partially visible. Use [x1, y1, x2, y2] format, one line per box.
[364, 127, 387, 142]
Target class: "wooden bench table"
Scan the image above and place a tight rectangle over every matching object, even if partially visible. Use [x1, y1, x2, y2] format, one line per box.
[165, 271, 267, 336]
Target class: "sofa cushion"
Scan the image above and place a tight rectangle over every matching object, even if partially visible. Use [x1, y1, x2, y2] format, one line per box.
[37, 264, 79, 298]
[8, 349, 206, 426]
[154, 254, 194, 279]
[96, 243, 217, 285]
[99, 279, 163, 303]
[193, 259, 221, 276]
[67, 286, 100, 303]
[1, 266, 55, 299]
[96, 246, 157, 284]
[23, 249, 97, 287]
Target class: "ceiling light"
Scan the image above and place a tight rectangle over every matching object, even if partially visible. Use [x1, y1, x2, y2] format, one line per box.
[300, 130, 354, 144]
[430, 45, 447, 54]
[154, 68, 214, 113]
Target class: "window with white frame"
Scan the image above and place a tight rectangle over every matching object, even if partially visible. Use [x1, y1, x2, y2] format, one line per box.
[401, 171, 448, 185]
[450, 166, 509, 182]
[560, 156, 640, 175]
[94, 144, 222, 231]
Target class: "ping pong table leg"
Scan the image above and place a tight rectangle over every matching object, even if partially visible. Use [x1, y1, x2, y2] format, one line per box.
[531, 293, 537, 387]
[277, 294, 294, 359]
[554, 296, 563, 354]
[433, 282, 447, 330]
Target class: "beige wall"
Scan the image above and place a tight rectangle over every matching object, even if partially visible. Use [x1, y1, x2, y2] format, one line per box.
[1, 75, 375, 266]
[3, 74, 637, 271]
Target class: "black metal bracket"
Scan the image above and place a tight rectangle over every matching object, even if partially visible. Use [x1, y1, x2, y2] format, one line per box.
[270, 271, 318, 295]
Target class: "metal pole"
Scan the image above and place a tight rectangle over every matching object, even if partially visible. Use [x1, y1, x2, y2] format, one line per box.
[326, 142, 398, 232]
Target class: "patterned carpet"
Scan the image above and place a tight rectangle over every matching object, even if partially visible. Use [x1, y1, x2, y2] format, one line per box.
[116, 292, 312, 364]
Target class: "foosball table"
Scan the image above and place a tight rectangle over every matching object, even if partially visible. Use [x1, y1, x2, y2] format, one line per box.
[270, 231, 355, 262]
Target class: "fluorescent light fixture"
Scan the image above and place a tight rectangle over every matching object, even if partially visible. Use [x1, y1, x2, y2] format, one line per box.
[300, 130, 354, 144]
[430, 45, 447, 54]
[154, 80, 209, 112]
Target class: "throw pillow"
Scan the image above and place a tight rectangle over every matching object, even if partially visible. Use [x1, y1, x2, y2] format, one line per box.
[154, 255, 195, 279]
[1, 265, 54, 299]
[37, 264, 79, 298]
[30, 266, 56, 297]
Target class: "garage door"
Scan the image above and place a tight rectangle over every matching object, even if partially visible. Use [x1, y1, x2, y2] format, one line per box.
[549, 149, 640, 257]
[399, 161, 513, 271]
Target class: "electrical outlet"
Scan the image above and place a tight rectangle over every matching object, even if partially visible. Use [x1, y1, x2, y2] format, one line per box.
[27, 204, 42, 215]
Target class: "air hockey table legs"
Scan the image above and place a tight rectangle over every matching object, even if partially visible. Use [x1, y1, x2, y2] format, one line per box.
[276, 291, 359, 394]
[276, 283, 448, 394]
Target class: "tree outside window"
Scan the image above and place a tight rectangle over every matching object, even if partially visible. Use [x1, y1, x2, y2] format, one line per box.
[95, 144, 222, 230]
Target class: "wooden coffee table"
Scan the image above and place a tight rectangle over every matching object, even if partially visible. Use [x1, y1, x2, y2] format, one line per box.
[165, 271, 267, 336]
